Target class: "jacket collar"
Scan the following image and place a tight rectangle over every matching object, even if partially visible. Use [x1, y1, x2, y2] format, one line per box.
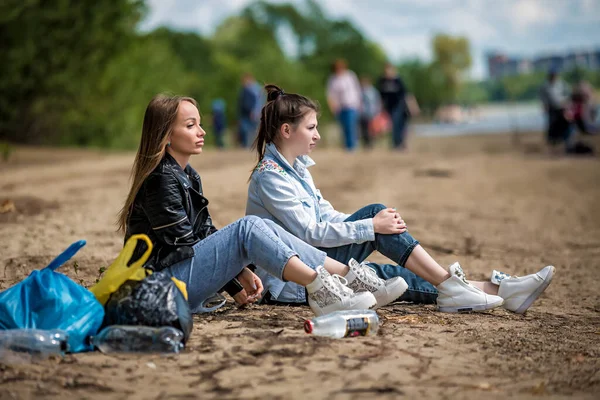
[162, 152, 200, 181]
[265, 143, 315, 176]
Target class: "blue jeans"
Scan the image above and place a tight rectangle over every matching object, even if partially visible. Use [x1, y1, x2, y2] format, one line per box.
[321, 204, 438, 304]
[390, 106, 407, 149]
[338, 108, 359, 151]
[214, 127, 225, 149]
[169, 216, 327, 313]
[239, 117, 258, 148]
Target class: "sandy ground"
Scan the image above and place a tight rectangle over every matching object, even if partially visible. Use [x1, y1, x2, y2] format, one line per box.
[0, 133, 599, 399]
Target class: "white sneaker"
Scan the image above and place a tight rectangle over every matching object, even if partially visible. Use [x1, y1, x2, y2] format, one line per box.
[493, 266, 555, 314]
[306, 266, 377, 316]
[436, 262, 504, 313]
[345, 259, 408, 308]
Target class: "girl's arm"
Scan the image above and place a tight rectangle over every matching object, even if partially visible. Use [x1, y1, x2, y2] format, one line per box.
[254, 171, 374, 248]
[196, 178, 218, 236]
[326, 77, 339, 115]
[374, 87, 383, 115]
[316, 189, 350, 223]
[145, 172, 243, 297]
[143, 172, 201, 248]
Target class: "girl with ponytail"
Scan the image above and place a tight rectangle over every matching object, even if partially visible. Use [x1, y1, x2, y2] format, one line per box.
[247, 85, 554, 314]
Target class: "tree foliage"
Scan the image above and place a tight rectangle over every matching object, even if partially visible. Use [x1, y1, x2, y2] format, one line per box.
[0, 0, 145, 144]
[1, 0, 397, 147]
[4, 0, 594, 148]
[431, 34, 472, 102]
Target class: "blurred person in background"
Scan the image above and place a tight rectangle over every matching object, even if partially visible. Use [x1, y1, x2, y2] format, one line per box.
[238, 72, 262, 148]
[539, 67, 573, 154]
[211, 98, 227, 149]
[564, 72, 597, 155]
[359, 76, 382, 149]
[326, 59, 362, 151]
[377, 63, 410, 150]
[570, 72, 597, 136]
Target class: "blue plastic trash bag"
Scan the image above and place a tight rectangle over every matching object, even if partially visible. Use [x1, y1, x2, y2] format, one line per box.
[0, 240, 104, 353]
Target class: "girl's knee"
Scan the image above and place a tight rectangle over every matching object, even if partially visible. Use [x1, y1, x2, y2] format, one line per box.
[238, 215, 264, 232]
[370, 203, 387, 213]
[261, 218, 277, 229]
[240, 215, 262, 225]
[260, 218, 283, 235]
[400, 231, 419, 246]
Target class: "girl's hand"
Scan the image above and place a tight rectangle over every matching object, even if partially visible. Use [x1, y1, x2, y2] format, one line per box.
[373, 208, 407, 235]
[234, 268, 264, 306]
[233, 289, 250, 306]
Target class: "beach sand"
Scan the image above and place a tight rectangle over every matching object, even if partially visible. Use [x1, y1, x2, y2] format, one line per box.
[1, 133, 599, 399]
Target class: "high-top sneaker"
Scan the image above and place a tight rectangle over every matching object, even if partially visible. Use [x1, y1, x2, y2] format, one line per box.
[492, 265, 555, 314]
[306, 266, 377, 316]
[345, 259, 408, 308]
[436, 262, 504, 313]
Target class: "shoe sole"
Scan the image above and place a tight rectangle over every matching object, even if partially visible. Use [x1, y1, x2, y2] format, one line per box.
[363, 296, 378, 311]
[513, 266, 555, 314]
[373, 279, 409, 309]
[438, 298, 504, 313]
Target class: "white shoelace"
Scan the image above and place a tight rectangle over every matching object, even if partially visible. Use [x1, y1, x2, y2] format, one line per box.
[453, 263, 469, 284]
[328, 274, 353, 296]
[355, 262, 384, 287]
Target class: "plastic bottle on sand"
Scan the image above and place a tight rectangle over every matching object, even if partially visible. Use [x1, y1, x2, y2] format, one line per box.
[304, 310, 379, 338]
[0, 329, 68, 362]
[91, 325, 184, 354]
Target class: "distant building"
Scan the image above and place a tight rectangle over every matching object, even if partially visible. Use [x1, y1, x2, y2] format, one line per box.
[487, 49, 600, 79]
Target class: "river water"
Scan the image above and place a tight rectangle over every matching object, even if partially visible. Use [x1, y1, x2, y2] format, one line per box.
[412, 103, 545, 137]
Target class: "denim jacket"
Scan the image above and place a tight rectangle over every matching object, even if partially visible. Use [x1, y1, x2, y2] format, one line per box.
[246, 143, 375, 301]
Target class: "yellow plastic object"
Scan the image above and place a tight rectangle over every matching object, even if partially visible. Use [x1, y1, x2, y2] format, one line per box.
[171, 277, 188, 300]
[90, 234, 153, 305]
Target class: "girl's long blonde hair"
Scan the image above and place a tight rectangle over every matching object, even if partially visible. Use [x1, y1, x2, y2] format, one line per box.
[117, 94, 197, 233]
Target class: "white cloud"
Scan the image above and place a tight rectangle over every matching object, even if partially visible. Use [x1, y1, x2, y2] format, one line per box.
[443, 9, 498, 41]
[511, 0, 561, 31]
[140, 0, 254, 33]
[381, 32, 432, 62]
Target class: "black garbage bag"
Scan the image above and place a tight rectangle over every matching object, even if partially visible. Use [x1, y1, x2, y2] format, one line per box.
[103, 271, 193, 343]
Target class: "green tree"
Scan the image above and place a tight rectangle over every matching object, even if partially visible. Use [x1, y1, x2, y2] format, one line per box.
[0, 0, 145, 143]
[457, 81, 490, 105]
[431, 34, 472, 103]
[61, 34, 193, 148]
[502, 72, 546, 102]
[3, 0, 529, 149]
[398, 60, 442, 114]
[241, 0, 387, 117]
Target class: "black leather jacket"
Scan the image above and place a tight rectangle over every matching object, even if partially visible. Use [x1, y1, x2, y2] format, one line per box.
[126, 152, 216, 262]
[125, 153, 242, 295]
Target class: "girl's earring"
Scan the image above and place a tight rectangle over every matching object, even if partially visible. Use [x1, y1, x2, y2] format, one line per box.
[167, 142, 171, 147]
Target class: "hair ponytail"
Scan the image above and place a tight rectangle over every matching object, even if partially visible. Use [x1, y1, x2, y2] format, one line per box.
[250, 84, 319, 179]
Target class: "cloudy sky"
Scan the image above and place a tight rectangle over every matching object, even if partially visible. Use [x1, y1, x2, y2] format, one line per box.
[140, 0, 600, 79]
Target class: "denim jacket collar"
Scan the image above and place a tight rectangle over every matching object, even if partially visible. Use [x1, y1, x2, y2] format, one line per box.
[265, 143, 315, 178]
